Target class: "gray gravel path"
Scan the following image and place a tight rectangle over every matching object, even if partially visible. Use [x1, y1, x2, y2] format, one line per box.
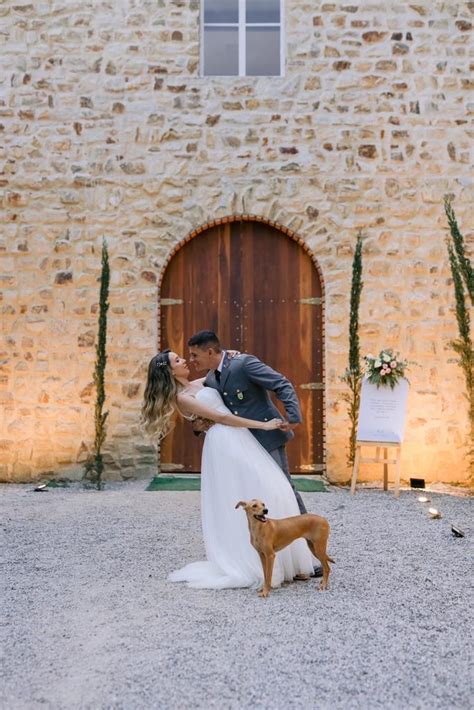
[1, 482, 472, 710]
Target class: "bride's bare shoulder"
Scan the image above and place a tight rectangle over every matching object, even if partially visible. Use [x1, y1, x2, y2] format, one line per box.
[176, 391, 198, 420]
[190, 377, 206, 385]
[177, 390, 196, 403]
[179, 382, 203, 399]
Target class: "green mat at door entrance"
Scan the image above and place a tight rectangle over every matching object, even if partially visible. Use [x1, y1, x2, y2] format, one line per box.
[146, 477, 201, 491]
[146, 476, 327, 492]
[292, 478, 328, 493]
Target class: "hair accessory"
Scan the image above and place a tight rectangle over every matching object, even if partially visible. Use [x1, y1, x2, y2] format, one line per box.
[157, 361, 168, 368]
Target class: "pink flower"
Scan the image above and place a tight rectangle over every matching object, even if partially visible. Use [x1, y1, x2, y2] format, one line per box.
[390, 361, 397, 368]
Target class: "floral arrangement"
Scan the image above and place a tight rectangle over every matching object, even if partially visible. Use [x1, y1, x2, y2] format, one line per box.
[363, 349, 409, 389]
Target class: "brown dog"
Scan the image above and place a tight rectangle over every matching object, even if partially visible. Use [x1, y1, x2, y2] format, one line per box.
[235, 499, 334, 598]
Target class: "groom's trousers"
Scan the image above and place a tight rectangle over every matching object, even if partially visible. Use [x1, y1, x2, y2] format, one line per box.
[269, 446, 307, 515]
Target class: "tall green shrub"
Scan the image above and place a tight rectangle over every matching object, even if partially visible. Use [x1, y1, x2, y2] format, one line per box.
[444, 199, 474, 480]
[84, 239, 110, 490]
[340, 231, 364, 467]
[444, 196, 474, 304]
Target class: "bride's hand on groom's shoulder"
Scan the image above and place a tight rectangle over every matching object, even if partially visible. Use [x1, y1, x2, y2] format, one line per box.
[227, 349, 241, 359]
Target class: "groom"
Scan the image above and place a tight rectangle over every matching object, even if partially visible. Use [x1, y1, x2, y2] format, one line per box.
[188, 330, 308, 514]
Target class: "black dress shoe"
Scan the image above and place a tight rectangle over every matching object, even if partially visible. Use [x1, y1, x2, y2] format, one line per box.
[310, 565, 323, 578]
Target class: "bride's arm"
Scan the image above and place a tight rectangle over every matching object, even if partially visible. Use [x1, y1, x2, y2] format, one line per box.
[177, 394, 281, 430]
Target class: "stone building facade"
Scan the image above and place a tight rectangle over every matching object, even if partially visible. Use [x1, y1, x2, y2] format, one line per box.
[1, 1, 472, 484]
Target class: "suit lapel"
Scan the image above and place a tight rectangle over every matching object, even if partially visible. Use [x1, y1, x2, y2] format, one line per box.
[204, 369, 218, 389]
[219, 351, 232, 391]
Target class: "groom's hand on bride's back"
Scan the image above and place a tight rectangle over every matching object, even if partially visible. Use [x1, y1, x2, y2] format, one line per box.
[192, 417, 214, 436]
[263, 418, 285, 431]
[279, 420, 299, 432]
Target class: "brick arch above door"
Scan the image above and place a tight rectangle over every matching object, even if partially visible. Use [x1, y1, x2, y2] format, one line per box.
[158, 214, 326, 297]
[158, 216, 326, 474]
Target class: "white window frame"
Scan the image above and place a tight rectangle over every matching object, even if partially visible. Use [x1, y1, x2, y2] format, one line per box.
[201, 0, 285, 77]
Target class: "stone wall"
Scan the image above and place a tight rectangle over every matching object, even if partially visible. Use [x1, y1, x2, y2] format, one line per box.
[1, 1, 472, 484]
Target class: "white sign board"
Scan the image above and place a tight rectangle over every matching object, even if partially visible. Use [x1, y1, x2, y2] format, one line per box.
[356, 377, 409, 444]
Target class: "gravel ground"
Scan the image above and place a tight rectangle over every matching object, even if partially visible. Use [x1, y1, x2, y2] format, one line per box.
[1, 482, 472, 710]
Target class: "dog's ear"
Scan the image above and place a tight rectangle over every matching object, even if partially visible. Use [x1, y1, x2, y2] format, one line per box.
[235, 501, 246, 509]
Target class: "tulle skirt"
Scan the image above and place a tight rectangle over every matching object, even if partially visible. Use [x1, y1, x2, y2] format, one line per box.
[168, 424, 313, 589]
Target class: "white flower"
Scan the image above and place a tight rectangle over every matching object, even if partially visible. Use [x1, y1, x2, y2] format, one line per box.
[374, 359, 382, 368]
[382, 353, 391, 362]
[365, 353, 374, 360]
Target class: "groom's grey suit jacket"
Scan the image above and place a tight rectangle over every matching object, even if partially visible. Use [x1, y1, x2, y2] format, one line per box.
[204, 351, 302, 453]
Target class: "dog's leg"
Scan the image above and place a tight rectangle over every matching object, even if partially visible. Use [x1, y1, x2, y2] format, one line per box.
[257, 551, 267, 592]
[307, 539, 331, 591]
[258, 553, 275, 598]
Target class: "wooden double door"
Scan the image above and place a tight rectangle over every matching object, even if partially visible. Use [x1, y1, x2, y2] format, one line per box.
[159, 220, 324, 473]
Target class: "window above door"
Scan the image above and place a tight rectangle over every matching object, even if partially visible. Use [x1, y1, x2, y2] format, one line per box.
[202, 0, 283, 77]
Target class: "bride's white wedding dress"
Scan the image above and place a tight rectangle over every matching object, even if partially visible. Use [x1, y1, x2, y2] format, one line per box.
[168, 387, 313, 589]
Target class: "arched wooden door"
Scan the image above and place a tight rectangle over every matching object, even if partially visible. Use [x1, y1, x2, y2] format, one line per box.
[159, 219, 324, 474]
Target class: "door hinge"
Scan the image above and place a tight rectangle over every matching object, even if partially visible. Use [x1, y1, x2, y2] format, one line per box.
[160, 298, 184, 306]
[298, 297, 323, 305]
[300, 382, 324, 390]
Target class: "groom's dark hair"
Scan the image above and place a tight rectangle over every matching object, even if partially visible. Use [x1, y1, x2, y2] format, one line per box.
[188, 330, 221, 352]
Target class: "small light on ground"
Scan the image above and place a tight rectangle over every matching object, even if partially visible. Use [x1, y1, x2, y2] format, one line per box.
[451, 525, 465, 538]
[33, 483, 48, 492]
[428, 507, 442, 519]
[417, 496, 430, 503]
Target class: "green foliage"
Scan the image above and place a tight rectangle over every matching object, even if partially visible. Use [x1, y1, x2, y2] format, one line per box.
[444, 196, 474, 305]
[447, 240, 471, 344]
[340, 371, 362, 469]
[348, 232, 363, 374]
[83, 239, 110, 490]
[340, 231, 364, 467]
[444, 199, 474, 481]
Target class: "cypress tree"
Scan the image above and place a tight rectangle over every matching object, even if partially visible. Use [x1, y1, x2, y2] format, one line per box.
[84, 239, 110, 490]
[444, 196, 474, 305]
[445, 208, 474, 480]
[340, 231, 364, 467]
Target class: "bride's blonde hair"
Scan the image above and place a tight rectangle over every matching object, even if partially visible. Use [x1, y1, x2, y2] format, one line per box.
[141, 350, 180, 440]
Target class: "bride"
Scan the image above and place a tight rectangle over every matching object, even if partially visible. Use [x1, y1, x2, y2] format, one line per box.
[142, 349, 314, 590]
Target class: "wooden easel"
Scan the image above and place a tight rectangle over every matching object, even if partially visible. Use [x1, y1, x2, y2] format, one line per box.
[350, 441, 402, 498]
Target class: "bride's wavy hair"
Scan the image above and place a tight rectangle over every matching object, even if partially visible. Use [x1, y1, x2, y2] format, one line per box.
[141, 350, 180, 441]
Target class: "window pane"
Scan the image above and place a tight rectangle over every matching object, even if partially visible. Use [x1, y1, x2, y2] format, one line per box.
[246, 0, 280, 23]
[204, 0, 238, 23]
[246, 26, 280, 76]
[204, 27, 239, 76]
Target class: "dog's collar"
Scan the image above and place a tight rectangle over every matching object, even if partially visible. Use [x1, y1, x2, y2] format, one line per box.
[253, 514, 267, 523]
